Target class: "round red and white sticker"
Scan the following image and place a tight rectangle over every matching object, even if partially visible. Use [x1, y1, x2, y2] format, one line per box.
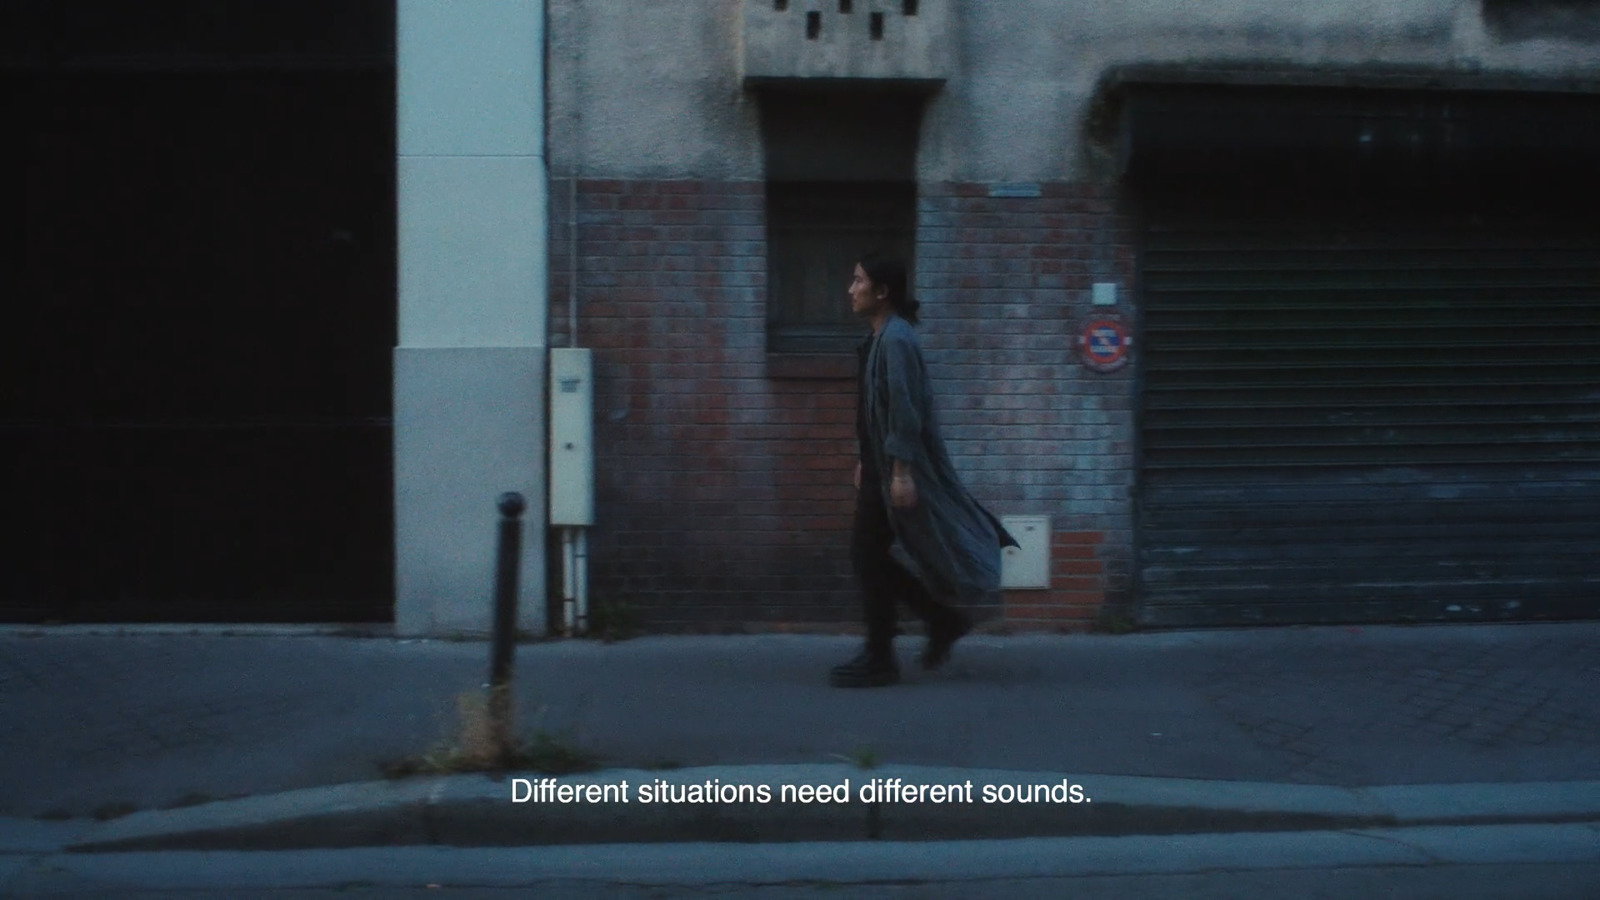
[1078, 317, 1132, 373]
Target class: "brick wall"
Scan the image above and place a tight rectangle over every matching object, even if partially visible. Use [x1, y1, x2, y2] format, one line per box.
[1005, 530, 1109, 628]
[915, 183, 1139, 630]
[550, 178, 1138, 632]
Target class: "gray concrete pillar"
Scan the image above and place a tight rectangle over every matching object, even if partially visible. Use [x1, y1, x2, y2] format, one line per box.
[395, 0, 548, 637]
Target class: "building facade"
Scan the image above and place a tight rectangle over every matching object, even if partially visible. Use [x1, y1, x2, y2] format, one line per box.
[6, 1, 1598, 633]
[543, 0, 1600, 631]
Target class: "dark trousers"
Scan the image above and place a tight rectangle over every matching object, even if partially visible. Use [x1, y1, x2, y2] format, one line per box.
[852, 479, 959, 656]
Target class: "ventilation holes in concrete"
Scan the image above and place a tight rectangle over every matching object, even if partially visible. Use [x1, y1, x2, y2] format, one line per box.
[806, 10, 821, 38]
[869, 11, 884, 39]
[839, 0, 853, 13]
[903, 0, 918, 15]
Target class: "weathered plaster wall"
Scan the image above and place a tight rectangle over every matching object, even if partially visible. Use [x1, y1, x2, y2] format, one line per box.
[548, 0, 1600, 182]
[547, 0, 761, 179]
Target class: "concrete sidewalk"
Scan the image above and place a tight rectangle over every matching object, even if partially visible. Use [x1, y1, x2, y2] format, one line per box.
[1, 623, 1597, 846]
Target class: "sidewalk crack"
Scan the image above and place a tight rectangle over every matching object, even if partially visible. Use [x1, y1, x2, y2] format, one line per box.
[1338, 827, 1444, 865]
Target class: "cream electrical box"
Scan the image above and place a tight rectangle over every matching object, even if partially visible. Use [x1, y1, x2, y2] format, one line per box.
[999, 516, 1051, 590]
[549, 348, 594, 527]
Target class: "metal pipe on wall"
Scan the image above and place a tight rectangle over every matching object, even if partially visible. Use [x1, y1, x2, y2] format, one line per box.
[569, 174, 578, 348]
[545, 2, 590, 638]
[560, 526, 576, 635]
[575, 527, 589, 634]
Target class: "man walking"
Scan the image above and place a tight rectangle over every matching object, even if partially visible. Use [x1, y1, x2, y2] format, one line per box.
[830, 252, 1017, 688]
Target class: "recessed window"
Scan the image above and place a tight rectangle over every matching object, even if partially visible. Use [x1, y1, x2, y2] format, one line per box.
[774, 0, 788, 10]
[903, 0, 919, 15]
[758, 91, 926, 356]
[806, 10, 821, 38]
[766, 182, 917, 354]
[869, 12, 884, 39]
[839, 0, 853, 13]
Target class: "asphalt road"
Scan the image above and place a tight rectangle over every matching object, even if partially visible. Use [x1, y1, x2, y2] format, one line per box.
[5, 822, 1598, 899]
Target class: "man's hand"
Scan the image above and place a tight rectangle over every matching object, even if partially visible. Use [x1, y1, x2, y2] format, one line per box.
[855, 461, 862, 492]
[890, 467, 918, 509]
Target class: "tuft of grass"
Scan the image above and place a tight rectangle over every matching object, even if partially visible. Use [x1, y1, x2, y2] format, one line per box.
[380, 690, 602, 779]
[588, 597, 642, 642]
[831, 745, 880, 770]
[517, 732, 604, 775]
[1091, 610, 1138, 635]
[381, 731, 602, 779]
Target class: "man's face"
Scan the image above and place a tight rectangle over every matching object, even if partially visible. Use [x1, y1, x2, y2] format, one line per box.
[849, 264, 886, 318]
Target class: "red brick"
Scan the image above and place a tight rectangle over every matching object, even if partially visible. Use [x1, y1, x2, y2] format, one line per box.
[1043, 590, 1105, 605]
[656, 181, 705, 195]
[1053, 531, 1105, 546]
[1005, 603, 1096, 620]
[1003, 604, 1072, 620]
[562, 178, 1134, 630]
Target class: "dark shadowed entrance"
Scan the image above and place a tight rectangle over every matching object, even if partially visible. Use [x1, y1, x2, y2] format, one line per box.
[2, 1, 396, 622]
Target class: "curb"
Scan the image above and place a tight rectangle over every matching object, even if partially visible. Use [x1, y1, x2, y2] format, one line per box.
[60, 766, 1600, 852]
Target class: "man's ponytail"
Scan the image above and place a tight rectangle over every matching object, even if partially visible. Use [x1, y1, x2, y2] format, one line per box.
[857, 251, 918, 326]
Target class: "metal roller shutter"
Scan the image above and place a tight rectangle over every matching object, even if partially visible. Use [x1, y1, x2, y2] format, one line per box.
[1137, 209, 1600, 626]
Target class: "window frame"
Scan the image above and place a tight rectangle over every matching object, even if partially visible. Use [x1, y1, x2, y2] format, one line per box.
[764, 179, 917, 357]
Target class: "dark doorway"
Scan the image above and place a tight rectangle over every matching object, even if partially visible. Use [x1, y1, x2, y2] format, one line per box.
[3, 2, 396, 622]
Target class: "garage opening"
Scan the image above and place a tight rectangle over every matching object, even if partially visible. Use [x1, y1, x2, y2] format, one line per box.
[1125, 84, 1600, 626]
[3, 1, 396, 622]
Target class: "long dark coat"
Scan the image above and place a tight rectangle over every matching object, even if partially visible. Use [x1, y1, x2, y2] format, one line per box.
[862, 314, 1016, 617]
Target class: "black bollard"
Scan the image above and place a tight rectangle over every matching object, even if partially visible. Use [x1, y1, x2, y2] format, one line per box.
[488, 491, 525, 763]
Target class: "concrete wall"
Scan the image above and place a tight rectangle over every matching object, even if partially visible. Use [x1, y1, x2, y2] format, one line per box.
[742, 0, 954, 85]
[547, 0, 761, 181]
[549, 0, 1600, 182]
[395, 0, 549, 637]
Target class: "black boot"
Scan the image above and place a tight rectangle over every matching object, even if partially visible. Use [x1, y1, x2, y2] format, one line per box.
[828, 649, 900, 688]
[920, 608, 972, 671]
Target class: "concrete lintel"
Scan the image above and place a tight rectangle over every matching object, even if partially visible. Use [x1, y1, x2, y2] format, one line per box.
[1104, 62, 1600, 97]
